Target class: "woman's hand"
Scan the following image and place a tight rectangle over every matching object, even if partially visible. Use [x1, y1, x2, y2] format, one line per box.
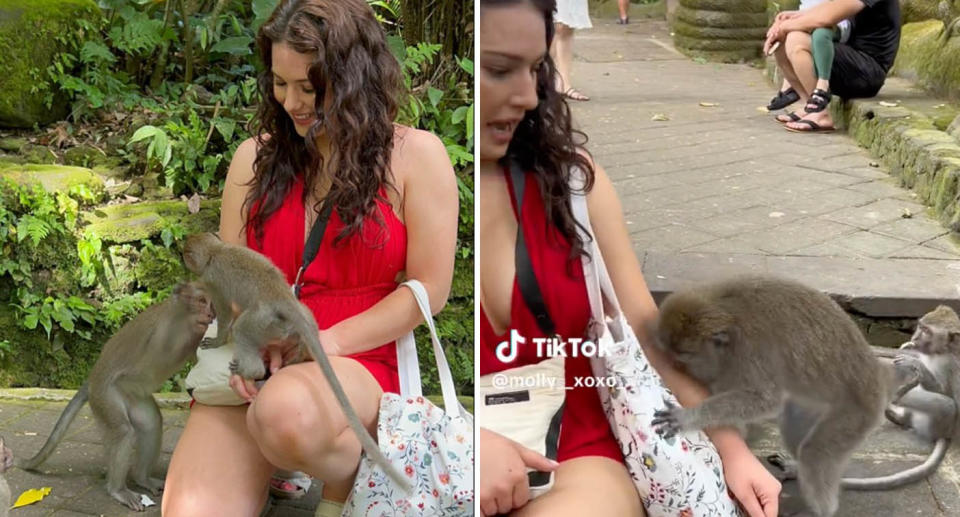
[228, 337, 302, 402]
[479, 428, 559, 517]
[723, 451, 781, 517]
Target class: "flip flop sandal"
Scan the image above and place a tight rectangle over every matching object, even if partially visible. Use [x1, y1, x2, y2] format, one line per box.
[767, 87, 800, 111]
[775, 111, 803, 124]
[269, 472, 312, 500]
[563, 88, 590, 101]
[785, 119, 835, 133]
[804, 88, 832, 113]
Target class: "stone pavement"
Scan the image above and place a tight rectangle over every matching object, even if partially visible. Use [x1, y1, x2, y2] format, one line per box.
[570, 16, 960, 517]
[572, 17, 960, 319]
[0, 395, 321, 516]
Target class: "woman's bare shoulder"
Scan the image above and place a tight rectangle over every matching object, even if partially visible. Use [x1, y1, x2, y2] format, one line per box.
[391, 125, 453, 184]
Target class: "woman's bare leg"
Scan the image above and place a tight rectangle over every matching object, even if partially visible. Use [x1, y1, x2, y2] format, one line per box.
[162, 404, 274, 517]
[551, 22, 575, 93]
[247, 357, 384, 502]
[512, 456, 645, 516]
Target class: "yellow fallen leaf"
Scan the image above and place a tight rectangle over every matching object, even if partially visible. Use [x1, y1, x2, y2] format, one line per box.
[13, 487, 52, 508]
[699, 102, 719, 107]
[651, 113, 670, 121]
[757, 106, 770, 112]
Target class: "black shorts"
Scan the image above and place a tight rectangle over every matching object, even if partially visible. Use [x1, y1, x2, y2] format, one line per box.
[830, 43, 887, 99]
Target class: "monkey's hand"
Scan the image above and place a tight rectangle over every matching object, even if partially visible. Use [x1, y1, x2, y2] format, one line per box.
[652, 402, 696, 439]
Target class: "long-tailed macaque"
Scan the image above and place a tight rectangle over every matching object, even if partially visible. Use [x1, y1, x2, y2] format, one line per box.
[19, 282, 214, 511]
[769, 305, 960, 491]
[181, 233, 410, 491]
[0, 437, 11, 517]
[652, 275, 893, 517]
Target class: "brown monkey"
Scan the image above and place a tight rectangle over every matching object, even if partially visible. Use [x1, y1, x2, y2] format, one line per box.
[0, 437, 11, 517]
[771, 305, 960, 490]
[19, 282, 214, 511]
[651, 275, 893, 517]
[181, 233, 410, 491]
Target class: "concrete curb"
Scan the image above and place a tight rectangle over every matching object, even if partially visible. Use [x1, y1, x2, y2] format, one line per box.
[0, 387, 192, 409]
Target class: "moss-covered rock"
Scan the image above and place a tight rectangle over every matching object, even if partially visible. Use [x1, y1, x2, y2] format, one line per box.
[949, 113, 960, 140]
[0, 136, 25, 153]
[0, 163, 105, 199]
[0, 0, 102, 129]
[82, 199, 220, 244]
[678, 47, 762, 62]
[673, 20, 767, 40]
[893, 20, 960, 100]
[674, 34, 761, 51]
[901, 0, 944, 24]
[682, 0, 765, 12]
[0, 290, 104, 388]
[19, 144, 59, 164]
[134, 244, 187, 293]
[841, 98, 960, 232]
[675, 5, 769, 28]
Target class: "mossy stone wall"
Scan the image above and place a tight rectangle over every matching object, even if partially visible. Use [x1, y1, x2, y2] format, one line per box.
[893, 20, 960, 100]
[0, 0, 101, 128]
[674, 0, 766, 62]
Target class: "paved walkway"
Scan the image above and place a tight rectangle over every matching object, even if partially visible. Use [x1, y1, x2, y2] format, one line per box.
[571, 16, 960, 516]
[0, 396, 320, 516]
[572, 18, 960, 319]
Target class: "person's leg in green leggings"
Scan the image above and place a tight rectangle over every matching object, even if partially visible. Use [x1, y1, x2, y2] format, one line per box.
[808, 27, 837, 111]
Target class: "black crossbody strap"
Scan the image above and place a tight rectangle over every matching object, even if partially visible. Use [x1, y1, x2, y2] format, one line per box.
[509, 162, 556, 336]
[293, 200, 335, 300]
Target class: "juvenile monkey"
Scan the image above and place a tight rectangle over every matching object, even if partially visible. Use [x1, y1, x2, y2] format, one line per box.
[651, 275, 892, 517]
[870, 306, 959, 486]
[0, 437, 11, 517]
[19, 282, 214, 511]
[181, 233, 410, 491]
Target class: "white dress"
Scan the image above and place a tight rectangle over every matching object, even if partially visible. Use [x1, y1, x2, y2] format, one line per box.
[555, 0, 592, 30]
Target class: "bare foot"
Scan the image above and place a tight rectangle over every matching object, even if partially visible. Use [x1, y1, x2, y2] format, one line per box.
[785, 109, 835, 132]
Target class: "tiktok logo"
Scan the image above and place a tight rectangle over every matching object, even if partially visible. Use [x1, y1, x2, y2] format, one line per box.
[495, 329, 525, 362]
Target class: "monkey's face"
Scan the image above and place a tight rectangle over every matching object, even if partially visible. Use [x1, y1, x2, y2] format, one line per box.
[174, 282, 216, 329]
[182, 233, 219, 274]
[912, 305, 960, 354]
[656, 296, 733, 384]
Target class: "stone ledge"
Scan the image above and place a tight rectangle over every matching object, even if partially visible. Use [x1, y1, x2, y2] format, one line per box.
[0, 387, 191, 409]
[641, 251, 960, 318]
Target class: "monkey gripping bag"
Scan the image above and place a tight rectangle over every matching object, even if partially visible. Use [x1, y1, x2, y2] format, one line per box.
[342, 280, 474, 516]
[570, 188, 743, 517]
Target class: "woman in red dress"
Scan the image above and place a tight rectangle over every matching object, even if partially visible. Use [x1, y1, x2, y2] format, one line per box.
[477, 1, 782, 516]
[162, 1, 458, 515]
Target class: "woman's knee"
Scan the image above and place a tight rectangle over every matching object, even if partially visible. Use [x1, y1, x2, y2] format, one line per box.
[246, 371, 341, 466]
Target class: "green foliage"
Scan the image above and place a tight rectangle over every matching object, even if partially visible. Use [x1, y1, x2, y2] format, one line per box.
[0, 179, 155, 352]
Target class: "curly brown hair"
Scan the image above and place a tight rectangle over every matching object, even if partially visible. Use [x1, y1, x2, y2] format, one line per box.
[481, 0, 596, 259]
[246, 0, 402, 245]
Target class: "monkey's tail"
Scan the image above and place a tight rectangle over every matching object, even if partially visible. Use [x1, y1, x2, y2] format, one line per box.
[297, 319, 413, 493]
[841, 438, 949, 490]
[17, 383, 89, 471]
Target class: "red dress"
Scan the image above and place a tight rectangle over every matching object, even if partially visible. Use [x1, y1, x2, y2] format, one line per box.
[247, 175, 403, 393]
[479, 167, 623, 463]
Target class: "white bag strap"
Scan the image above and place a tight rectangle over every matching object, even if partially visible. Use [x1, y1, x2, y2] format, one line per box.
[395, 331, 422, 397]
[569, 182, 625, 322]
[398, 280, 465, 416]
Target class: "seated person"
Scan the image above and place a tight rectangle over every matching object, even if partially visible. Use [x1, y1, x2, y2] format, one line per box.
[765, 0, 901, 132]
[767, 0, 854, 111]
